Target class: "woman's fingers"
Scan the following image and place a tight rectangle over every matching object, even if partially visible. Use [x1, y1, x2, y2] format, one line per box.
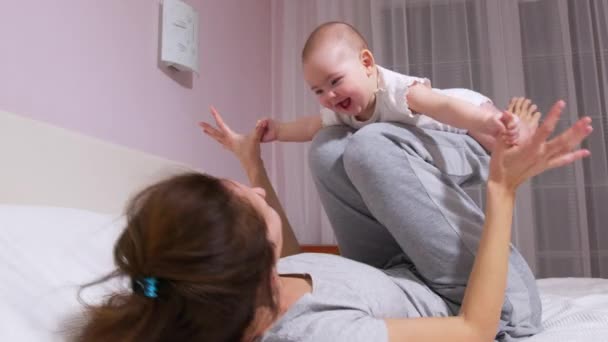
[507, 97, 517, 113]
[521, 98, 531, 117]
[530, 116, 592, 177]
[491, 99, 593, 189]
[546, 149, 591, 170]
[199, 122, 223, 139]
[201, 128, 224, 146]
[530, 112, 542, 131]
[199, 122, 227, 145]
[532, 100, 565, 145]
[210, 106, 231, 134]
[545, 117, 593, 158]
[253, 120, 266, 140]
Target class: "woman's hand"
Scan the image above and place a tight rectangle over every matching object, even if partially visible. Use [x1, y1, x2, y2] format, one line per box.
[199, 106, 264, 167]
[489, 100, 592, 192]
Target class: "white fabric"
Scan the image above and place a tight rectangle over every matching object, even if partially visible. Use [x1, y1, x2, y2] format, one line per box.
[320, 65, 488, 134]
[530, 278, 608, 342]
[0, 205, 124, 341]
[1, 205, 607, 341]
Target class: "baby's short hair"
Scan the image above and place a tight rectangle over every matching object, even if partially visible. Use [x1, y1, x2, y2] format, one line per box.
[301, 21, 369, 63]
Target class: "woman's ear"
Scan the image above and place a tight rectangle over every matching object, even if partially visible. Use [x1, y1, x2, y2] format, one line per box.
[360, 49, 376, 76]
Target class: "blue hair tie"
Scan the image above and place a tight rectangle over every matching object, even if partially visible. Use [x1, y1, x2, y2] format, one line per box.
[133, 276, 159, 298]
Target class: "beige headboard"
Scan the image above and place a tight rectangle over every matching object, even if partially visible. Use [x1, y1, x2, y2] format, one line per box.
[0, 110, 192, 215]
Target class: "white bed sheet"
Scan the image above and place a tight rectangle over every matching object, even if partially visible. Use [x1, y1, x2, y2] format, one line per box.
[531, 278, 608, 341]
[1, 205, 607, 341]
[0, 205, 125, 341]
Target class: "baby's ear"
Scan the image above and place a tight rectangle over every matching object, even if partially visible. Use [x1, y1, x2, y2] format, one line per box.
[360, 49, 375, 70]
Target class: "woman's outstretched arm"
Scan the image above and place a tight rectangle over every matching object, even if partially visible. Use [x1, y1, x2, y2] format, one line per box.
[386, 101, 593, 342]
[199, 107, 301, 257]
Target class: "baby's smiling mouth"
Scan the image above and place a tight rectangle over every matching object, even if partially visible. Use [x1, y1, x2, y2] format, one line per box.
[337, 98, 351, 111]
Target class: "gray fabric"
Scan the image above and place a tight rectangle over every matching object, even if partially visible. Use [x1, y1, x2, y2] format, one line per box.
[307, 123, 542, 341]
[263, 253, 451, 342]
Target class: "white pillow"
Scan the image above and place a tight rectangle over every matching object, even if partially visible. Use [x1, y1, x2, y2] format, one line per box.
[0, 205, 125, 341]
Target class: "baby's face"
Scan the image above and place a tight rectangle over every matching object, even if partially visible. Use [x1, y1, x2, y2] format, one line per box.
[303, 43, 376, 117]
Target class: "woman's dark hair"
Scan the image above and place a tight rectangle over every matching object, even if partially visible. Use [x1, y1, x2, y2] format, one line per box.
[72, 172, 277, 342]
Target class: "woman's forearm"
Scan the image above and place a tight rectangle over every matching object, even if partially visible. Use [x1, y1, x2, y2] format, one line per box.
[459, 182, 515, 340]
[241, 157, 301, 257]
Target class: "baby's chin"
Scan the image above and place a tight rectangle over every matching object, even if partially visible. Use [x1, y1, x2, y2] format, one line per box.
[332, 106, 362, 117]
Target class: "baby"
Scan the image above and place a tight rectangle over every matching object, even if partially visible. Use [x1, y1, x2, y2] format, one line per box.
[259, 21, 530, 152]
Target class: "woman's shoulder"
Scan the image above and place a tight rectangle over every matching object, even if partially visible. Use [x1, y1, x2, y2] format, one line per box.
[266, 254, 391, 341]
[278, 253, 397, 297]
[277, 253, 411, 310]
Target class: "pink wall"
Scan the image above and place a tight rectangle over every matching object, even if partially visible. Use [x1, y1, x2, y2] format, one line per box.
[0, 0, 271, 182]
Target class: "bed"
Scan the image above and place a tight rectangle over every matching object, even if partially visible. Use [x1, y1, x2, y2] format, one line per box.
[1, 110, 607, 341]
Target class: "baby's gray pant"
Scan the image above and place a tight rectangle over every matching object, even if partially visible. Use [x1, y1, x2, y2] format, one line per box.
[308, 123, 542, 340]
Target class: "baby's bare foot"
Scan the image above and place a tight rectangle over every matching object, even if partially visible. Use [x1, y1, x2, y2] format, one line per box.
[506, 97, 541, 145]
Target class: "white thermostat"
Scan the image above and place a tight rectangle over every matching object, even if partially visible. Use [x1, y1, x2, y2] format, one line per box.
[161, 0, 199, 75]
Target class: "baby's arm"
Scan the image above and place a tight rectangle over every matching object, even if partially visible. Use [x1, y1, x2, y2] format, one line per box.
[260, 114, 322, 142]
[278, 114, 323, 141]
[407, 84, 503, 135]
[467, 102, 502, 152]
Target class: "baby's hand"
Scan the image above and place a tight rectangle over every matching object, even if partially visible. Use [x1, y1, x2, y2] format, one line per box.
[480, 111, 508, 137]
[499, 111, 520, 146]
[258, 118, 278, 142]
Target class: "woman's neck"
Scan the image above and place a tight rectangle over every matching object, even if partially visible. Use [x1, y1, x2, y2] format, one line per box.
[278, 274, 312, 314]
[247, 274, 312, 339]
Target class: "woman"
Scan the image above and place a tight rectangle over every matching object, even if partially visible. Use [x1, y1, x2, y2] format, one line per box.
[75, 101, 591, 342]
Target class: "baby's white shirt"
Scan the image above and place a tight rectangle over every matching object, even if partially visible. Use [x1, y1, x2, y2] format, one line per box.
[320, 65, 491, 133]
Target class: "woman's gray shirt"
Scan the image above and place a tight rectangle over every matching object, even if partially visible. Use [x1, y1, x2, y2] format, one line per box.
[262, 253, 452, 342]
